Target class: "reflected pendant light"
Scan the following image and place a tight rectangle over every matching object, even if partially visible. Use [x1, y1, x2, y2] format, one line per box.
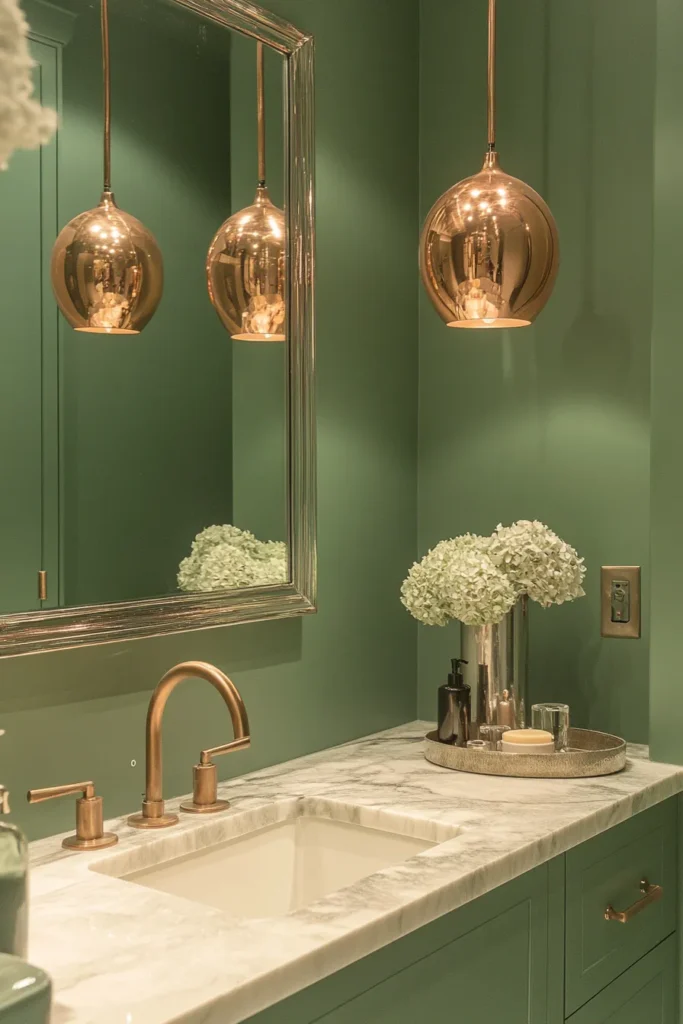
[50, 0, 163, 334]
[420, 0, 559, 329]
[206, 42, 286, 342]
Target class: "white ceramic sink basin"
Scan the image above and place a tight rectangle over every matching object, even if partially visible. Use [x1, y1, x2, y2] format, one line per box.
[115, 805, 436, 918]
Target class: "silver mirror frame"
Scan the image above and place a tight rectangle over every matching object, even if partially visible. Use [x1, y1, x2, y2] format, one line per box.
[0, 0, 316, 657]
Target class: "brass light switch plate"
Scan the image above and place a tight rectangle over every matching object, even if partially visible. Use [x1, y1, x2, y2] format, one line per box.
[601, 566, 641, 639]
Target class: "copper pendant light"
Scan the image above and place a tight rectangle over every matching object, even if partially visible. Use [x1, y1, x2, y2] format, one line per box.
[51, 0, 163, 335]
[420, 0, 559, 329]
[206, 42, 285, 342]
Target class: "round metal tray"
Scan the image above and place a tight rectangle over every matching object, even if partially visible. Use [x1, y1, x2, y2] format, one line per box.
[424, 727, 627, 779]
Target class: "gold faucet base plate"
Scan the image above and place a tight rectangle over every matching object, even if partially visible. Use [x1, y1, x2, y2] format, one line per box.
[179, 798, 230, 814]
[62, 832, 118, 851]
[127, 812, 179, 829]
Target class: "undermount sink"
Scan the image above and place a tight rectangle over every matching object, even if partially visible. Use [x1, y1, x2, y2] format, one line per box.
[111, 803, 436, 918]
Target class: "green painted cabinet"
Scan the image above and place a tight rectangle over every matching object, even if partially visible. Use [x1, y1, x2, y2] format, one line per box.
[249, 863, 559, 1024]
[0, 34, 61, 615]
[566, 937, 677, 1024]
[565, 799, 677, 1014]
[311, 870, 551, 1024]
[246, 799, 678, 1024]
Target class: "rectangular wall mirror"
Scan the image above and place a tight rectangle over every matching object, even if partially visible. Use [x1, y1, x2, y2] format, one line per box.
[0, 0, 315, 656]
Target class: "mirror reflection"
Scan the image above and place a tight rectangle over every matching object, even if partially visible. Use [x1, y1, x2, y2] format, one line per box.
[1, 0, 289, 614]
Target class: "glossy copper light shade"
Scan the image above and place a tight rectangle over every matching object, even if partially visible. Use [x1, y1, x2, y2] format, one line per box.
[51, 190, 163, 334]
[51, 0, 163, 335]
[206, 184, 285, 341]
[207, 41, 285, 342]
[420, 0, 558, 329]
[420, 151, 558, 329]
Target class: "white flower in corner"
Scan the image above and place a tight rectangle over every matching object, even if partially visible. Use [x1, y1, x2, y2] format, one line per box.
[0, 0, 57, 168]
[401, 534, 516, 627]
[488, 520, 586, 607]
[178, 524, 288, 592]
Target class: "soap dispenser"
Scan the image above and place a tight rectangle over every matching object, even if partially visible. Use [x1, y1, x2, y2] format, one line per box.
[0, 732, 28, 957]
[437, 659, 471, 747]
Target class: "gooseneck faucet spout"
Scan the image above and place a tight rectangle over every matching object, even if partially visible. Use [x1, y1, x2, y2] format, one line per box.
[128, 661, 250, 829]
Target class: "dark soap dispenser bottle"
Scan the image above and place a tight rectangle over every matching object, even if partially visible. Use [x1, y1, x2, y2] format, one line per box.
[437, 658, 471, 747]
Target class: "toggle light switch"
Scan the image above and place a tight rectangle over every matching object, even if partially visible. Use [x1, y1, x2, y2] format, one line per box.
[601, 566, 640, 639]
[610, 579, 630, 623]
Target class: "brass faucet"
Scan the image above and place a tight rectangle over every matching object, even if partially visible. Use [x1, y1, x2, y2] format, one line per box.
[128, 661, 250, 829]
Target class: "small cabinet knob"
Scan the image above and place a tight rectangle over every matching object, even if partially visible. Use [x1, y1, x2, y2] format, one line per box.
[27, 780, 118, 852]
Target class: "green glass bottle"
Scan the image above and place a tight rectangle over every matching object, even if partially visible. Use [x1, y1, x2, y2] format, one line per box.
[0, 732, 27, 957]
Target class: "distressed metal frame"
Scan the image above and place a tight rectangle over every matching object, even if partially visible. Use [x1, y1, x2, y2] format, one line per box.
[0, 0, 316, 657]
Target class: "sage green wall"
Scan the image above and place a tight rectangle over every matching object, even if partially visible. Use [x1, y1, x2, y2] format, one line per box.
[649, 0, 683, 766]
[416, 0, 654, 742]
[1, 0, 419, 841]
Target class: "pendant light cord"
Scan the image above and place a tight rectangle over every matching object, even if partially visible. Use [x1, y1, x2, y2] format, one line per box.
[257, 41, 266, 186]
[487, 0, 496, 151]
[101, 0, 112, 191]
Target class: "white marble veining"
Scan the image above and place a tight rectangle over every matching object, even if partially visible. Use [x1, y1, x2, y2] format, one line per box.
[27, 722, 683, 1024]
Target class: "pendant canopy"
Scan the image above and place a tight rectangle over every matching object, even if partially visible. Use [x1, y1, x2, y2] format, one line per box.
[420, 0, 558, 329]
[51, 0, 163, 335]
[207, 42, 286, 342]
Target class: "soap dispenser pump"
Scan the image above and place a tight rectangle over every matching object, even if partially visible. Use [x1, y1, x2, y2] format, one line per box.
[437, 659, 471, 747]
[0, 731, 28, 957]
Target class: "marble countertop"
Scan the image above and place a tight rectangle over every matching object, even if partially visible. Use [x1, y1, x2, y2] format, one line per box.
[28, 721, 683, 1024]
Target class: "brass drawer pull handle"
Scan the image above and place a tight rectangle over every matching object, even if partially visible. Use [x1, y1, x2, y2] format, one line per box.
[604, 879, 663, 923]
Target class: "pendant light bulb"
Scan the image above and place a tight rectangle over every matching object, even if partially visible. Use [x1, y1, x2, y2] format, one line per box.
[420, 0, 558, 329]
[51, 0, 163, 335]
[207, 42, 286, 342]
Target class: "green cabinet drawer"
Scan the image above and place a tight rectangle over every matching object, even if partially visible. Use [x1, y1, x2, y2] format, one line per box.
[565, 936, 677, 1024]
[565, 799, 677, 1015]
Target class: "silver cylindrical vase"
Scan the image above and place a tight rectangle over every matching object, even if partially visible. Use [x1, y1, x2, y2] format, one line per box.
[460, 596, 529, 738]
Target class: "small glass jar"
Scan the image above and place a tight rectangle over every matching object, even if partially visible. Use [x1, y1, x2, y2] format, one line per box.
[466, 739, 487, 751]
[479, 724, 511, 751]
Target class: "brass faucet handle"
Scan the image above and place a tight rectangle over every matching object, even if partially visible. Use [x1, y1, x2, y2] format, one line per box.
[28, 780, 95, 804]
[27, 780, 118, 852]
[180, 735, 251, 815]
[199, 735, 250, 765]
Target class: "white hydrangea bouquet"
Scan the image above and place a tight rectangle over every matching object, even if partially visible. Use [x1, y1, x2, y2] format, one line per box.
[401, 520, 585, 627]
[178, 524, 288, 592]
[0, 0, 57, 168]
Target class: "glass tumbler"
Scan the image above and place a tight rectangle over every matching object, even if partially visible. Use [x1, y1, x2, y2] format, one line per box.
[531, 703, 570, 751]
[479, 724, 511, 751]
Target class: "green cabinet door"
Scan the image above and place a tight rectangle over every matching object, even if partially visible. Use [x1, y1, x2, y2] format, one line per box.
[0, 37, 60, 614]
[566, 936, 677, 1024]
[248, 864, 555, 1024]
